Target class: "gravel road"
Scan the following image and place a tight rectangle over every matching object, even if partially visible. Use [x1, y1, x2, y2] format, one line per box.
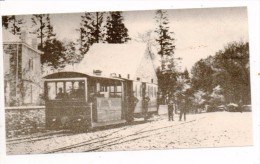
[6, 111, 252, 155]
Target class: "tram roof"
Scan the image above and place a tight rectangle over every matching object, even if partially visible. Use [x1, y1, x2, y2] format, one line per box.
[43, 71, 124, 81]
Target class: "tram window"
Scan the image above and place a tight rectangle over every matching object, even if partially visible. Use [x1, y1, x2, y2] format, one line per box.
[72, 81, 85, 99]
[96, 83, 100, 92]
[47, 82, 56, 100]
[140, 85, 142, 97]
[73, 81, 79, 90]
[65, 82, 73, 94]
[46, 81, 85, 100]
[137, 85, 140, 97]
[56, 82, 64, 99]
[135, 85, 137, 97]
[148, 86, 150, 97]
[116, 86, 122, 92]
[110, 86, 114, 92]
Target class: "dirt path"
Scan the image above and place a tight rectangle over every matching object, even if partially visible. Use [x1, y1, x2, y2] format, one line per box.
[6, 112, 252, 155]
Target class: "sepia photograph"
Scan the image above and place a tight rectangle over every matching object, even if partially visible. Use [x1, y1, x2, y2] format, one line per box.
[0, 1, 259, 163]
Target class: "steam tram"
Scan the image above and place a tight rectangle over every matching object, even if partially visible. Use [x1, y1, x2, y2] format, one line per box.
[44, 71, 158, 129]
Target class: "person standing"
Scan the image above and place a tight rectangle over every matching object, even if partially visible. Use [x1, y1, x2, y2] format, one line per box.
[143, 92, 150, 121]
[56, 88, 64, 99]
[168, 99, 174, 121]
[179, 94, 188, 121]
[128, 93, 139, 122]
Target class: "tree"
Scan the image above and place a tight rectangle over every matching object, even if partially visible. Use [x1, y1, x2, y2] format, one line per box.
[183, 68, 190, 80]
[31, 14, 49, 50]
[154, 10, 176, 102]
[77, 12, 105, 56]
[190, 41, 250, 106]
[191, 58, 215, 93]
[2, 16, 9, 29]
[32, 14, 65, 69]
[42, 38, 66, 69]
[105, 11, 131, 43]
[213, 41, 250, 104]
[3, 15, 24, 35]
[64, 40, 82, 68]
[154, 10, 175, 68]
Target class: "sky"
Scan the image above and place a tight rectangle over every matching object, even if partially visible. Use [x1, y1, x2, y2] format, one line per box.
[52, 7, 249, 71]
[17, 7, 249, 71]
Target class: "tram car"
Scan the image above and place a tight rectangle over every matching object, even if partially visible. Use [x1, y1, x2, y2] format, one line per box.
[43, 71, 158, 129]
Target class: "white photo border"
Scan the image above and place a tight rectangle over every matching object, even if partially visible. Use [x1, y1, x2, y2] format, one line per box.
[0, 1, 259, 164]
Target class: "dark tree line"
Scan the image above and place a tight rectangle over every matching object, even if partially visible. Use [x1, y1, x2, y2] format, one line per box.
[78, 11, 130, 56]
[190, 41, 250, 107]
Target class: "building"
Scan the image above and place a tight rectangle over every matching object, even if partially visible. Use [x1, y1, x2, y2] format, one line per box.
[71, 43, 159, 113]
[3, 30, 43, 106]
[74, 43, 158, 84]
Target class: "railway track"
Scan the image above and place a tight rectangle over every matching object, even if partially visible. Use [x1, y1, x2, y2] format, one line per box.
[45, 116, 206, 153]
[6, 130, 73, 145]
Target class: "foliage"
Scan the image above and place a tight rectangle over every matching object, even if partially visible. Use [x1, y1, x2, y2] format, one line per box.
[2, 16, 9, 29]
[77, 12, 105, 56]
[154, 10, 175, 59]
[31, 14, 49, 50]
[105, 11, 131, 43]
[191, 57, 215, 93]
[2, 15, 24, 35]
[32, 14, 66, 69]
[64, 41, 82, 67]
[154, 10, 178, 103]
[42, 38, 66, 69]
[190, 41, 250, 107]
[213, 41, 250, 104]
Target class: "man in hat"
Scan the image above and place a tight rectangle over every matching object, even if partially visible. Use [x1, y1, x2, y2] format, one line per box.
[56, 87, 64, 99]
[143, 92, 150, 121]
[168, 99, 174, 121]
[179, 93, 188, 121]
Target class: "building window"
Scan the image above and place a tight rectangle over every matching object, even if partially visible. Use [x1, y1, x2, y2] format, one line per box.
[29, 58, 33, 71]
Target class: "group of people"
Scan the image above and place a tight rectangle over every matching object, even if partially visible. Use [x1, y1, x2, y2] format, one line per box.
[167, 95, 188, 122]
[56, 84, 85, 100]
[127, 92, 150, 121]
[128, 92, 188, 122]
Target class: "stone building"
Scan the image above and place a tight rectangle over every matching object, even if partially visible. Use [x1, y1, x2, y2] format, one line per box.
[3, 30, 43, 106]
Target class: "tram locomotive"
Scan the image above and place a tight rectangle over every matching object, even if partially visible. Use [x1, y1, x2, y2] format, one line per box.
[44, 71, 158, 129]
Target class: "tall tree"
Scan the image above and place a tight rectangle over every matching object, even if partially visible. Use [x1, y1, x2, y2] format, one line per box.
[154, 10, 176, 102]
[31, 14, 49, 50]
[154, 10, 175, 69]
[213, 41, 250, 104]
[32, 14, 65, 69]
[77, 12, 105, 56]
[191, 58, 215, 93]
[3, 15, 24, 35]
[105, 11, 131, 43]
